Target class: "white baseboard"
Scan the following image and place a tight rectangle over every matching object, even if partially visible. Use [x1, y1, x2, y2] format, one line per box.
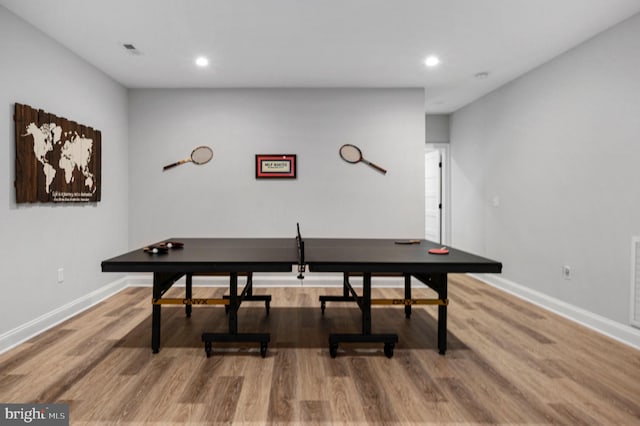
[472, 273, 640, 350]
[0, 277, 129, 355]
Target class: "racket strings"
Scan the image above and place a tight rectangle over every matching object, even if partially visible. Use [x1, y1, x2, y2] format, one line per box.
[191, 146, 214, 164]
[339, 145, 362, 163]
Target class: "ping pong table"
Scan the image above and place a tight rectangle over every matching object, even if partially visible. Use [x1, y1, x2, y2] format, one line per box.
[101, 227, 501, 358]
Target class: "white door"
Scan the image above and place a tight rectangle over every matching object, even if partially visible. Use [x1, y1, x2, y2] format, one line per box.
[425, 150, 442, 243]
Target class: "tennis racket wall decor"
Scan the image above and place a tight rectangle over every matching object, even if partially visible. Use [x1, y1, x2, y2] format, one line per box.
[339, 144, 387, 174]
[163, 146, 213, 171]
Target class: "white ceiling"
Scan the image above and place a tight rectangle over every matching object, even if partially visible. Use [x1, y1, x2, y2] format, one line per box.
[2, 0, 639, 113]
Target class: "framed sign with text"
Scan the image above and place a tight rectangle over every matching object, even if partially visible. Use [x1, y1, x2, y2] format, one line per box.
[255, 154, 297, 179]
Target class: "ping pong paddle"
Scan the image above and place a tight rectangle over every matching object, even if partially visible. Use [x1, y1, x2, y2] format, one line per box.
[428, 247, 449, 255]
[160, 241, 184, 249]
[144, 241, 184, 254]
[144, 245, 169, 254]
[394, 240, 421, 245]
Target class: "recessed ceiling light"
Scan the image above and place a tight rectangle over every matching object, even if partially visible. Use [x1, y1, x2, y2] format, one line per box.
[424, 56, 440, 67]
[195, 56, 209, 67]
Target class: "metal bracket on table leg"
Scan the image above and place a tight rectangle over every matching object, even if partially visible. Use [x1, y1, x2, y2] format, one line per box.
[325, 272, 399, 358]
[328, 334, 399, 358]
[223, 273, 272, 315]
[319, 272, 357, 315]
[201, 332, 270, 358]
[201, 272, 271, 357]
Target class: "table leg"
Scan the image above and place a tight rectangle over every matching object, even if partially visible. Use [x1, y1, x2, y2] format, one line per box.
[436, 273, 448, 355]
[185, 273, 193, 318]
[343, 273, 350, 297]
[404, 273, 412, 318]
[229, 272, 238, 334]
[201, 272, 270, 357]
[327, 271, 397, 358]
[362, 273, 372, 335]
[152, 273, 162, 353]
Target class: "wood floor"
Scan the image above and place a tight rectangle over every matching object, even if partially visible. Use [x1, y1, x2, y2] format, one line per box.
[1, 274, 639, 425]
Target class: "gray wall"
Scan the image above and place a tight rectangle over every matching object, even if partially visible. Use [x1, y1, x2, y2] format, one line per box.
[0, 7, 129, 340]
[451, 13, 640, 326]
[128, 89, 425, 246]
[426, 114, 450, 143]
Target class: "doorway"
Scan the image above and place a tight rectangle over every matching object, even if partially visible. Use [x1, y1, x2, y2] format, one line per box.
[425, 144, 449, 244]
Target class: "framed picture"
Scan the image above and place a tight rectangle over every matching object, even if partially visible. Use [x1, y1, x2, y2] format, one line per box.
[14, 103, 101, 203]
[255, 154, 297, 179]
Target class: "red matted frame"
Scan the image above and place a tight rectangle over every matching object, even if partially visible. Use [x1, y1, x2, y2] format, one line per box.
[255, 154, 297, 179]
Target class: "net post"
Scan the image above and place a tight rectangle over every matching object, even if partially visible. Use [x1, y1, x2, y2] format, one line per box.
[296, 222, 305, 279]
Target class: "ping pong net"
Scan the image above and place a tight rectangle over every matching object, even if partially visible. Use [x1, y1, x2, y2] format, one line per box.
[296, 222, 305, 279]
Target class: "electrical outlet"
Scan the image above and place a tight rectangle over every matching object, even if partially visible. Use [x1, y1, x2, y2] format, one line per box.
[562, 265, 571, 280]
[57, 268, 64, 283]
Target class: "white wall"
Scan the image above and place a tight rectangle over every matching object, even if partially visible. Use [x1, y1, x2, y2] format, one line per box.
[0, 6, 129, 344]
[128, 89, 425, 246]
[451, 13, 640, 326]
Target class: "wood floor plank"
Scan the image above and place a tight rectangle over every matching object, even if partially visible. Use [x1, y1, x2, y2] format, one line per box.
[348, 357, 399, 423]
[196, 375, 244, 423]
[101, 355, 174, 423]
[372, 353, 446, 424]
[326, 376, 368, 423]
[299, 399, 332, 424]
[267, 348, 297, 422]
[230, 355, 274, 424]
[0, 374, 26, 399]
[0, 277, 638, 424]
[440, 376, 497, 423]
[396, 351, 447, 403]
[547, 402, 603, 426]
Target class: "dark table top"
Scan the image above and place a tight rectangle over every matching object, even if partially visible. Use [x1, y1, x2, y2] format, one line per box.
[101, 237, 502, 275]
[304, 238, 502, 273]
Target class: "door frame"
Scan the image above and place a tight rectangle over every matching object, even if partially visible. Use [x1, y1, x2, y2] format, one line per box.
[425, 143, 450, 245]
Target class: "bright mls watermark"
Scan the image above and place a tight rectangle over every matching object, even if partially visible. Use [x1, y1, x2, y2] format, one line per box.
[1, 404, 68, 425]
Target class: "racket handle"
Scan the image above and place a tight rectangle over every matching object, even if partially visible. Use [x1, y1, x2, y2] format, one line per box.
[364, 160, 387, 174]
[163, 162, 181, 170]
[163, 158, 189, 171]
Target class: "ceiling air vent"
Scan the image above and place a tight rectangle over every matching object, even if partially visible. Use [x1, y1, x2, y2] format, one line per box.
[122, 43, 141, 55]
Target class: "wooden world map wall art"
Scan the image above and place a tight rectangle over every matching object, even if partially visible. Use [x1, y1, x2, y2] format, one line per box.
[14, 103, 101, 203]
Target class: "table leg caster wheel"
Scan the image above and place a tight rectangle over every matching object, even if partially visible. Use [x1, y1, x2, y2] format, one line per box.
[384, 343, 395, 358]
[260, 342, 268, 358]
[204, 342, 212, 358]
[329, 343, 339, 358]
[321, 301, 326, 315]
